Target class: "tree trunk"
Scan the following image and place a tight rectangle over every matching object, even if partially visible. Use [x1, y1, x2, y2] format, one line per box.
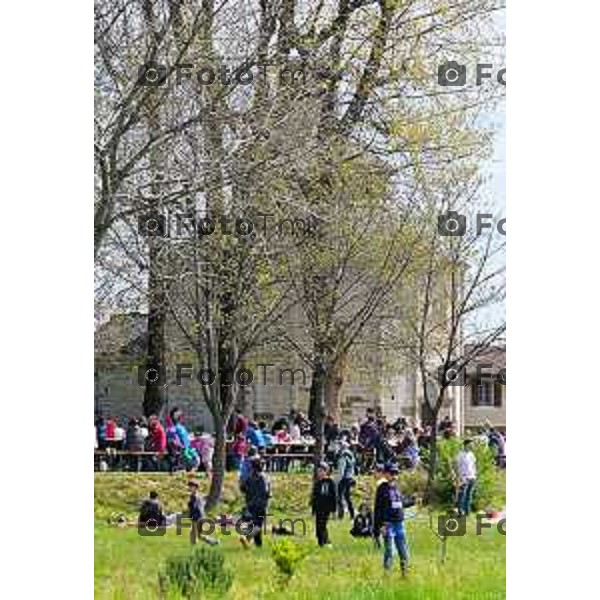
[205, 415, 226, 510]
[325, 356, 345, 423]
[308, 379, 318, 425]
[311, 363, 327, 471]
[142, 240, 166, 417]
[425, 414, 438, 505]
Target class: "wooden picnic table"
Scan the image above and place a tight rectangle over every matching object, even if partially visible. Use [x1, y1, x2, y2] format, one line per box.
[94, 449, 167, 472]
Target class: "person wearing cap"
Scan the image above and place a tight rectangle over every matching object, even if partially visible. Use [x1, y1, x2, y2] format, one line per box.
[310, 462, 337, 547]
[373, 463, 409, 575]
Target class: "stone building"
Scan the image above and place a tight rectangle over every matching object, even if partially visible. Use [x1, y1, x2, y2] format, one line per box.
[94, 312, 466, 430]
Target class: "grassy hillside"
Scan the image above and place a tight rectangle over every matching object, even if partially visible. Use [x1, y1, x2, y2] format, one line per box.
[95, 473, 505, 599]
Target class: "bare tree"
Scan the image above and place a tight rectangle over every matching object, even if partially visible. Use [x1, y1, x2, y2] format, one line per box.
[385, 180, 505, 498]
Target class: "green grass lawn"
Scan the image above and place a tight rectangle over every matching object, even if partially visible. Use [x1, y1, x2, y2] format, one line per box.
[95, 473, 505, 599]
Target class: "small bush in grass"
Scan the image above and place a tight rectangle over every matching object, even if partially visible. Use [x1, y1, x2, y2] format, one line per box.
[271, 538, 308, 583]
[159, 546, 233, 598]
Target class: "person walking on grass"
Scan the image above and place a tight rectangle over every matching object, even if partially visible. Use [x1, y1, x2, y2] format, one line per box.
[456, 439, 477, 516]
[310, 462, 337, 548]
[239, 458, 271, 549]
[187, 480, 218, 546]
[374, 463, 410, 576]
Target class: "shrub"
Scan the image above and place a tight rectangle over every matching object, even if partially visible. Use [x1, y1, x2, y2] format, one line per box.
[159, 546, 233, 598]
[271, 538, 308, 582]
[430, 437, 504, 510]
[397, 467, 428, 499]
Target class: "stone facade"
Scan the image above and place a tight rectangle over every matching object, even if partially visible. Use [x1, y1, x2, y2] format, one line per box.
[95, 315, 503, 433]
[462, 346, 506, 432]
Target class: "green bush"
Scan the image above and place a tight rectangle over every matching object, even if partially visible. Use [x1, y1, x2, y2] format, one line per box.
[397, 467, 428, 498]
[158, 546, 233, 598]
[271, 538, 308, 582]
[429, 437, 504, 510]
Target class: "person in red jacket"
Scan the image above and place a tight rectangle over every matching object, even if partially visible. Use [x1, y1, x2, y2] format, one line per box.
[105, 417, 116, 440]
[148, 416, 167, 453]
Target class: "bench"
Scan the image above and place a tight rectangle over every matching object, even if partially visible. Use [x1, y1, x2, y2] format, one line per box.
[94, 450, 167, 472]
[261, 452, 314, 472]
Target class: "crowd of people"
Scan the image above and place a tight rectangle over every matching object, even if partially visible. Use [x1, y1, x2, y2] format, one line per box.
[96, 406, 506, 473]
[130, 407, 505, 575]
[95, 408, 215, 472]
[137, 457, 422, 574]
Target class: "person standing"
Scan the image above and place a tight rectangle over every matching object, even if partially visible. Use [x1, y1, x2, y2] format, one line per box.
[374, 463, 410, 575]
[240, 447, 258, 488]
[95, 416, 107, 450]
[125, 419, 145, 451]
[246, 421, 266, 452]
[147, 416, 166, 453]
[456, 439, 477, 516]
[231, 432, 248, 471]
[187, 480, 218, 546]
[372, 464, 386, 548]
[188, 480, 204, 545]
[310, 462, 337, 547]
[336, 440, 356, 519]
[239, 459, 271, 548]
[113, 419, 125, 450]
[488, 428, 506, 468]
[236, 408, 249, 435]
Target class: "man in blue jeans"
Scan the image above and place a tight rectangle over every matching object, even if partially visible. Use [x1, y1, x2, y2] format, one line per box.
[456, 439, 477, 516]
[373, 463, 409, 575]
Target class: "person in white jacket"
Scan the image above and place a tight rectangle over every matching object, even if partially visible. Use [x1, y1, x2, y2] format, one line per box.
[455, 439, 477, 516]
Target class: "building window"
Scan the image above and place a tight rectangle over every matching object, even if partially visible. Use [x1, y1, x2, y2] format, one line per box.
[475, 382, 494, 406]
[473, 382, 503, 407]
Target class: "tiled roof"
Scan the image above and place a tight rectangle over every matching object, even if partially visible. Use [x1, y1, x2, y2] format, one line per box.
[464, 344, 506, 371]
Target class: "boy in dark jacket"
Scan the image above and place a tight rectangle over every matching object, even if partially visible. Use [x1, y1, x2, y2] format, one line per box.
[239, 458, 271, 548]
[373, 463, 410, 575]
[310, 462, 337, 547]
[187, 480, 205, 545]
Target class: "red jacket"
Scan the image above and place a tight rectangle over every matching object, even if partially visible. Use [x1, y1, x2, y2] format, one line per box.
[149, 422, 167, 452]
[105, 419, 115, 439]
